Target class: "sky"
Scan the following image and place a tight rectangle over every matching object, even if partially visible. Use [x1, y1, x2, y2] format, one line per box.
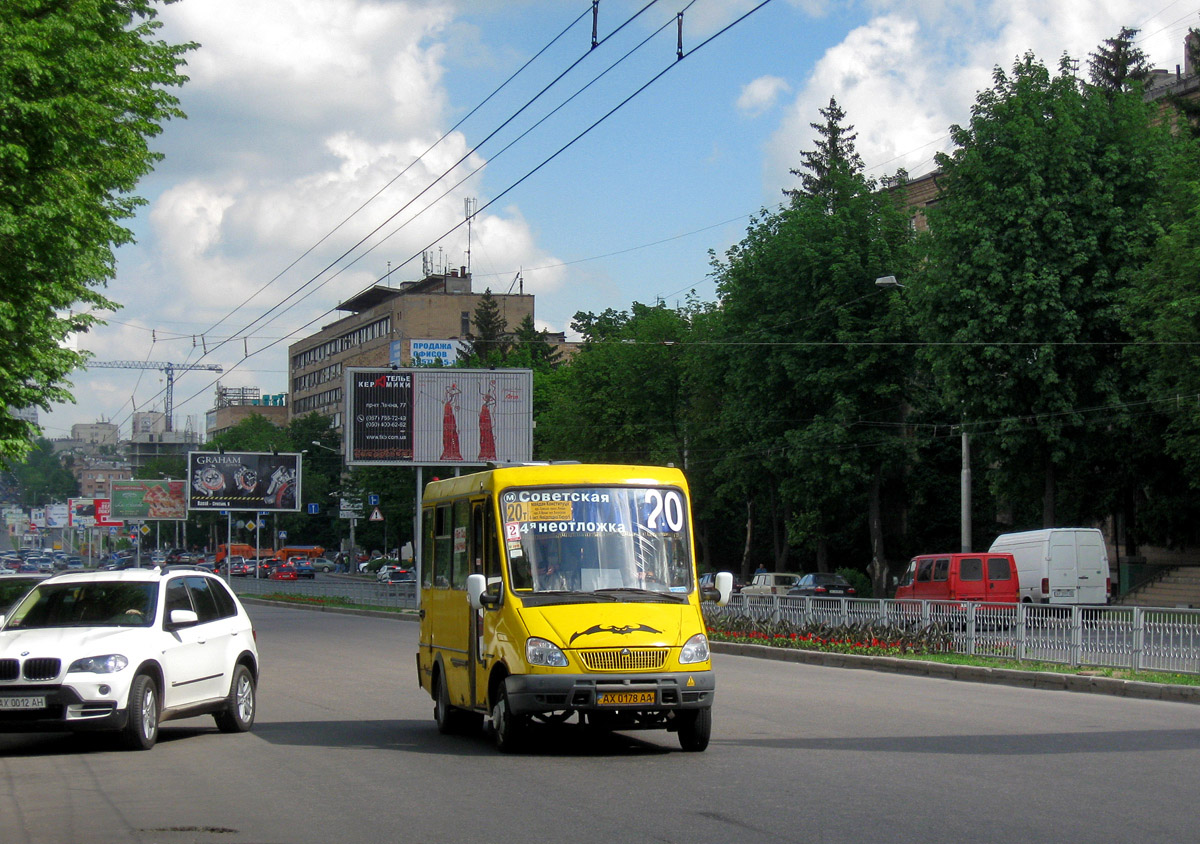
[39, 0, 1196, 440]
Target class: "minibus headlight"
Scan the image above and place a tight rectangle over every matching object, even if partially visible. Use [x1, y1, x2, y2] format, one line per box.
[526, 637, 569, 667]
[679, 633, 710, 664]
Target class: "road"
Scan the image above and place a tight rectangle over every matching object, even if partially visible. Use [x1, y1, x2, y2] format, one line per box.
[2, 603, 1199, 844]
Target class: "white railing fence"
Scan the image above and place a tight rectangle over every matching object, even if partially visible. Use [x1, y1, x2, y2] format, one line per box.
[704, 595, 1200, 675]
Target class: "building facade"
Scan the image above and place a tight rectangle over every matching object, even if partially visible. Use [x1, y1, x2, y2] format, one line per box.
[205, 386, 289, 440]
[287, 269, 535, 431]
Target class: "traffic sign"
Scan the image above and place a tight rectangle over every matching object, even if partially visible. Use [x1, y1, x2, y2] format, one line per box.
[367, 494, 380, 506]
[278, 530, 287, 539]
[369, 507, 384, 522]
[307, 503, 320, 515]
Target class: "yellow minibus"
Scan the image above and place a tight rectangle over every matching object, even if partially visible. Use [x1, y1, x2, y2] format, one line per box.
[416, 463, 733, 752]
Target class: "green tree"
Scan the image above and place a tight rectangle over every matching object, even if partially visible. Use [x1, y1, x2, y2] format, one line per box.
[464, 289, 511, 366]
[511, 313, 562, 370]
[1088, 26, 1152, 94]
[537, 303, 690, 465]
[1124, 140, 1200, 497]
[712, 100, 917, 593]
[913, 52, 1169, 534]
[0, 1, 192, 463]
[11, 438, 77, 506]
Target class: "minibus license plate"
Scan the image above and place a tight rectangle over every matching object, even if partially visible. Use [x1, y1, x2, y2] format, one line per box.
[597, 691, 655, 706]
[0, 696, 46, 710]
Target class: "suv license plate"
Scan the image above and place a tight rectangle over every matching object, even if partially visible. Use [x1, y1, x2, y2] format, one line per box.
[0, 696, 47, 710]
[597, 691, 655, 706]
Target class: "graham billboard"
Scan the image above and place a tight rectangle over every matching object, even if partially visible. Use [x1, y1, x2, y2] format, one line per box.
[187, 452, 301, 512]
[345, 367, 532, 467]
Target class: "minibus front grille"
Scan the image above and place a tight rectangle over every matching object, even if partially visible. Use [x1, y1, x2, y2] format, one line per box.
[578, 648, 668, 671]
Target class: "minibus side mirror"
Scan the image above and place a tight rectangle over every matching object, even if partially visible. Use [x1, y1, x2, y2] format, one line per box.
[467, 573, 500, 610]
[701, 571, 734, 606]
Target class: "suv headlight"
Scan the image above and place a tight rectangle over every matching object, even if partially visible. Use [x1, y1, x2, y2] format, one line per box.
[679, 633, 710, 665]
[526, 637, 569, 667]
[68, 654, 129, 674]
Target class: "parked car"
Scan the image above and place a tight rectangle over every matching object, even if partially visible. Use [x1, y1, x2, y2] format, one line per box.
[742, 572, 803, 595]
[0, 567, 260, 750]
[787, 572, 856, 597]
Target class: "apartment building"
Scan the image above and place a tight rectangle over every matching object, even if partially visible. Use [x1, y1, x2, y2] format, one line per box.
[288, 268, 534, 431]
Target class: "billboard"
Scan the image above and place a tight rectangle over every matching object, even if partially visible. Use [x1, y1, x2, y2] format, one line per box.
[44, 503, 69, 529]
[345, 368, 533, 467]
[187, 452, 301, 512]
[67, 498, 124, 528]
[110, 480, 187, 520]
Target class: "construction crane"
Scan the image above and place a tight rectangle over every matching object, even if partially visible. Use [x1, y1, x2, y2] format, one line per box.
[88, 360, 223, 432]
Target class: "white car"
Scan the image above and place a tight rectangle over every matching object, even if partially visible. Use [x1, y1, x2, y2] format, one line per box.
[0, 567, 260, 750]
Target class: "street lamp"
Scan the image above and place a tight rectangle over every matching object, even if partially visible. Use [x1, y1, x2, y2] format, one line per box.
[874, 273, 970, 552]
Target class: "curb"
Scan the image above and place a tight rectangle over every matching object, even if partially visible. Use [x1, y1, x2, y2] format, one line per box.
[711, 641, 1200, 705]
[239, 596, 419, 623]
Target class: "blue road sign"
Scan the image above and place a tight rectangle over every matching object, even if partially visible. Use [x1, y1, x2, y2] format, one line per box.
[307, 503, 320, 515]
[367, 494, 380, 506]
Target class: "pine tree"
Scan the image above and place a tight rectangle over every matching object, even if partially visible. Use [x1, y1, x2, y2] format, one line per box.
[1088, 26, 1152, 94]
[783, 96, 866, 207]
[512, 314, 562, 369]
[467, 289, 511, 364]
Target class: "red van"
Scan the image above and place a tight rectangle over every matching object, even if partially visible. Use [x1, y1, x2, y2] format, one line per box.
[894, 553, 1019, 603]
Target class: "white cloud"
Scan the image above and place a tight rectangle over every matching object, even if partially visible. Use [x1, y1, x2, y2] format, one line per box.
[737, 76, 792, 116]
[764, 0, 1183, 194]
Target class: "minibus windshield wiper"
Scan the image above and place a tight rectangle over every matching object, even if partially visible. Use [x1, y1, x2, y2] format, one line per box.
[522, 590, 618, 604]
[592, 588, 685, 603]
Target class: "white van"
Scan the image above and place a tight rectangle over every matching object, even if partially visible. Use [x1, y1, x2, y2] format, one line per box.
[987, 528, 1110, 605]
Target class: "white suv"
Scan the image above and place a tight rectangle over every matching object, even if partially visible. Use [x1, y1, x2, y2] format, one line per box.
[0, 567, 260, 750]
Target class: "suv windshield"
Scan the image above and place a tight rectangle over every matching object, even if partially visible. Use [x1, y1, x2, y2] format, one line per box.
[5, 582, 158, 629]
[502, 485, 692, 600]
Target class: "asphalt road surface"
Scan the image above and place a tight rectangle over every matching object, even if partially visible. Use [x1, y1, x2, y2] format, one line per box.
[2, 603, 1198, 844]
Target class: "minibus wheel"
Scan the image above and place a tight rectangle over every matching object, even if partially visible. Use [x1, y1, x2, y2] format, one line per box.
[491, 683, 526, 753]
[677, 708, 711, 752]
[434, 673, 480, 735]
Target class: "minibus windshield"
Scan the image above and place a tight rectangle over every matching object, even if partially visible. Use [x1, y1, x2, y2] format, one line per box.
[502, 485, 692, 600]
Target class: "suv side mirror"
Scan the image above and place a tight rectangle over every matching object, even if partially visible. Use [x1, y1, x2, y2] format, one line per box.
[168, 608, 199, 628]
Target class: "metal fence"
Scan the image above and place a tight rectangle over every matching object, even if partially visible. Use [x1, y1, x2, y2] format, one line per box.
[230, 576, 418, 610]
[704, 594, 1200, 675]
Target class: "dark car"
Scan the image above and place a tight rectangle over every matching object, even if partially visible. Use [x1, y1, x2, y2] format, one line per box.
[787, 572, 856, 597]
[286, 557, 315, 579]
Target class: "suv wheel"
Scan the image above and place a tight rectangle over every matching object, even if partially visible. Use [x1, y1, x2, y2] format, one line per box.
[122, 674, 160, 750]
[214, 664, 257, 733]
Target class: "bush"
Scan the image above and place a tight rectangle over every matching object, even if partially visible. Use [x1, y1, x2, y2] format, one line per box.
[836, 567, 872, 598]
